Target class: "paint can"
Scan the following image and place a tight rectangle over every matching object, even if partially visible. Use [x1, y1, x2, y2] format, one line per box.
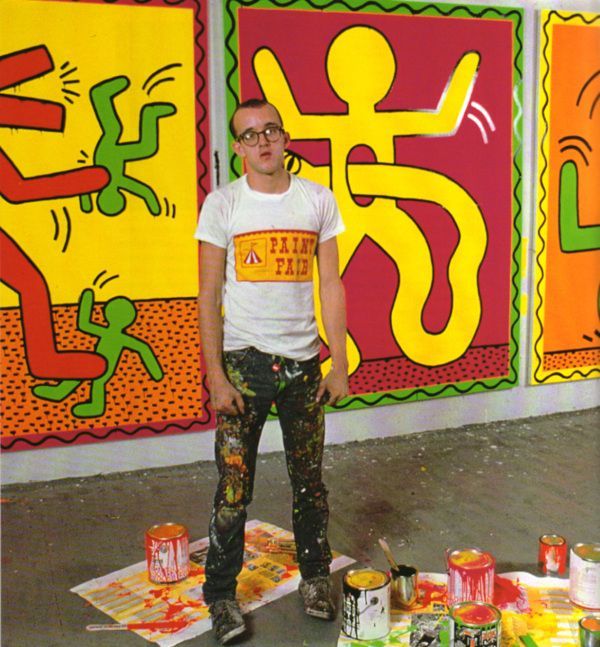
[390, 564, 418, 608]
[579, 614, 600, 647]
[538, 534, 568, 575]
[342, 568, 390, 641]
[570, 543, 600, 610]
[146, 523, 189, 583]
[446, 548, 495, 607]
[449, 601, 501, 646]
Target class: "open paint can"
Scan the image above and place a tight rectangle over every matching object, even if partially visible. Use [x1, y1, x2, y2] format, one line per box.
[579, 614, 600, 647]
[570, 543, 600, 610]
[446, 547, 495, 607]
[342, 568, 390, 640]
[390, 564, 418, 608]
[449, 601, 502, 646]
[538, 533, 568, 575]
[146, 523, 189, 583]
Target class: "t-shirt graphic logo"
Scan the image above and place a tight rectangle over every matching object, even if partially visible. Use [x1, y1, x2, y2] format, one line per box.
[243, 244, 262, 265]
[234, 230, 317, 282]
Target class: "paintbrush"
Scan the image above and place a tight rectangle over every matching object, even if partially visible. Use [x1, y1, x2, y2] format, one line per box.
[378, 537, 400, 571]
[86, 619, 188, 632]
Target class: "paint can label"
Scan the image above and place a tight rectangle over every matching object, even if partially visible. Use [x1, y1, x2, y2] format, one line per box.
[342, 568, 390, 641]
[569, 543, 600, 610]
[447, 548, 495, 607]
[449, 601, 502, 646]
[146, 523, 190, 584]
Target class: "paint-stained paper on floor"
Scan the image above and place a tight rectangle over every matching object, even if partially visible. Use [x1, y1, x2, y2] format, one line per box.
[337, 572, 586, 646]
[71, 519, 354, 646]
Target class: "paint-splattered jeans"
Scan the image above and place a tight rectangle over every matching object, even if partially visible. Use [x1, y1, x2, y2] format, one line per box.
[202, 346, 332, 604]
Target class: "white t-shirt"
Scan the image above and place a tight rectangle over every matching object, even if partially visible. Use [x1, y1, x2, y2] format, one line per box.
[195, 173, 344, 360]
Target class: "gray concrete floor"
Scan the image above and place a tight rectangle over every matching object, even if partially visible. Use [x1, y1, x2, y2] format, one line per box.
[2, 407, 599, 647]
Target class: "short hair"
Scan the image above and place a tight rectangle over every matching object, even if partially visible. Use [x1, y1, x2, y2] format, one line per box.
[229, 98, 284, 137]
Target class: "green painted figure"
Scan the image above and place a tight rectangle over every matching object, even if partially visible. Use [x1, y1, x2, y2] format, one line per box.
[32, 289, 163, 418]
[80, 75, 176, 216]
[558, 160, 600, 253]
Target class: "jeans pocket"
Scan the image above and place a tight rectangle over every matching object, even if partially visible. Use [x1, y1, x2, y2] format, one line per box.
[223, 347, 253, 364]
[223, 348, 255, 388]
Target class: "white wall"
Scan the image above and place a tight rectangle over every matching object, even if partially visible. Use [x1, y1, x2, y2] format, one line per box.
[2, 0, 598, 485]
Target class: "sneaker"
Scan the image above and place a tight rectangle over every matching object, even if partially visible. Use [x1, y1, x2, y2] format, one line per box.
[298, 576, 335, 620]
[209, 599, 246, 644]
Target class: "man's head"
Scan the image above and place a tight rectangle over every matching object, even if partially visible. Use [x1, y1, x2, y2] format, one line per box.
[230, 99, 290, 184]
[229, 98, 283, 138]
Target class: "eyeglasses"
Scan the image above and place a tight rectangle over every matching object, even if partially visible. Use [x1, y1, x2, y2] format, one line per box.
[236, 126, 284, 147]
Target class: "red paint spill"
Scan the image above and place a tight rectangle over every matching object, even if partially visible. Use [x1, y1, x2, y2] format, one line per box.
[147, 588, 204, 622]
[414, 580, 447, 609]
[128, 619, 188, 633]
[493, 575, 531, 613]
[149, 587, 169, 599]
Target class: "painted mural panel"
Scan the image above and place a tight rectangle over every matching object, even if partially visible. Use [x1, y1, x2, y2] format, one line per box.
[532, 10, 600, 385]
[224, 0, 523, 409]
[0, 0, 210, 450]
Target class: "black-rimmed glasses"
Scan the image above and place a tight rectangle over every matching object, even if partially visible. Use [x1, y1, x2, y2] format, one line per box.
[236, 126, 284, 147]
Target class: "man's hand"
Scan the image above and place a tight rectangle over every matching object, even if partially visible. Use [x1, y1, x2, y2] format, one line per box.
[316, 365, 349, 406]
[209, 376, 245, 415]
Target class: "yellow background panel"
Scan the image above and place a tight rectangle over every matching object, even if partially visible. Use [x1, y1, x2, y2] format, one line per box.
[0, 0, 199, 306]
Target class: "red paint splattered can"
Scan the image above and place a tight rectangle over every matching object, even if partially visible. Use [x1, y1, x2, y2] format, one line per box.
[446, 548, 495, 607]
[449, 601, 501, 646]
[538, 534, 568, 575]
[146, 523, 189, 584]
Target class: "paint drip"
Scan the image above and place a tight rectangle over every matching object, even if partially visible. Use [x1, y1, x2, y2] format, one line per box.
[342, 568, 390, 641]
[146, 523, 189, 584]
[446, 547, 495, 607]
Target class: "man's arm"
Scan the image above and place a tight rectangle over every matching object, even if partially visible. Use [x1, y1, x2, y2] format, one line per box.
[316, 237, 349, 405]
[198, 241, 245, 415]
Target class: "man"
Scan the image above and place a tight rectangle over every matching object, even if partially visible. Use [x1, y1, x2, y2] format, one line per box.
[195, 98, 348, 644]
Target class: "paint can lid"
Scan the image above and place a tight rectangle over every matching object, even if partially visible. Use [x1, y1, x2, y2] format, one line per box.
[345, 568, 390, 590]
[450, 601, 501, 625]
[573, 543, 600, 562]
[448, 548, 494, 569]
[147, 523, 188, 539]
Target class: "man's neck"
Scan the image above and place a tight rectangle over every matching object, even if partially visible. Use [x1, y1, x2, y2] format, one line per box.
[246, 169, 290, 194]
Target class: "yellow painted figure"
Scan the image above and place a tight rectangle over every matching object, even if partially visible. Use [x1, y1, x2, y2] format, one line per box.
[255, 25, 488, 373]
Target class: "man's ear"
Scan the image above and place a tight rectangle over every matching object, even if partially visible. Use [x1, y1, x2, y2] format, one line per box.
[283, 130, 291, 149]
[232, 139, 245, 158]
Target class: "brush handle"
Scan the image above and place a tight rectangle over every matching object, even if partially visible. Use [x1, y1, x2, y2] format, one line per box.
[86, 620, 187, 632]
[86, 624, 128, 631]
[520, 634, 539, 647]
[378, 537, 400, 570]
